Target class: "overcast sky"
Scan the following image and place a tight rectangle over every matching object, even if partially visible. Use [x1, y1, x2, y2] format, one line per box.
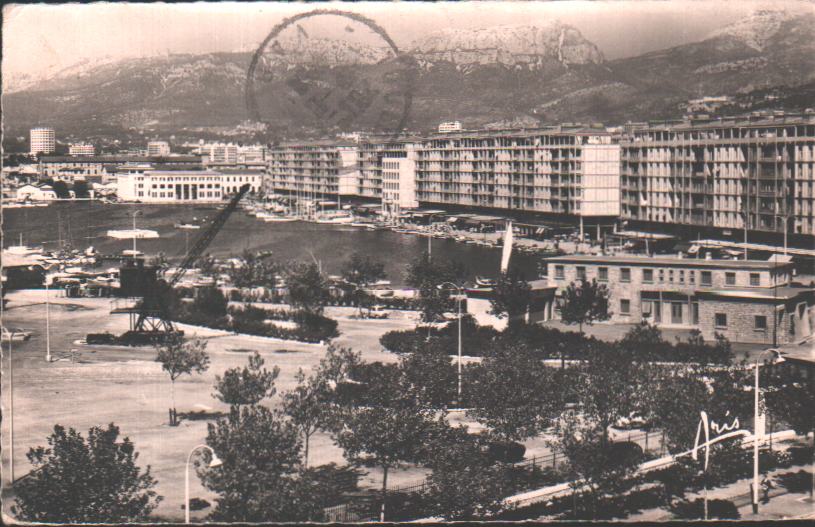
[3, 0, 812, 81]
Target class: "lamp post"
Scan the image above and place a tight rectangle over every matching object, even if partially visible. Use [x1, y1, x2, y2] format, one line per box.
[752, 348, 785, 514]
[185, 444, 222, 524]
[438, 282, 464, 403]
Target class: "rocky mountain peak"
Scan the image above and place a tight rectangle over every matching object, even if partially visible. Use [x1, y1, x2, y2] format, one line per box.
[707, 9, 795, 51]
[409, 22, 604, 70]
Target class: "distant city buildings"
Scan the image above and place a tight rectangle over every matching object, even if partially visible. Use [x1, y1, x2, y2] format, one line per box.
[30, 127, 55, 155]
[68, 143, 96, 156]
[147, 141, 171, 157]
[39, 155, 202, 184]
[17, 182, 57, 201]
[200, 142, 239, 165]
[438, 121, 463, 133]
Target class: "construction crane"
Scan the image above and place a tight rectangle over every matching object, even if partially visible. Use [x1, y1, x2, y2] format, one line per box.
[117, 184, 251, 343]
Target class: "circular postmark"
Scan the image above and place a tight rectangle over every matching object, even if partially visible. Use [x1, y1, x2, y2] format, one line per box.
[245, 8, 417, 153]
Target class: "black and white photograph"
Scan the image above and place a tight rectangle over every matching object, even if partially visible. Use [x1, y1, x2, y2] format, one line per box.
[1, 0, 814, 523]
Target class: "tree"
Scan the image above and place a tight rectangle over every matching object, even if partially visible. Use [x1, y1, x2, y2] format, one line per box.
[201, 405, 326, 522]
[228, 249, 278, 289]
[72, 180, 90, 198]
[282, 368, 334, 468]
[285, 261, 329, 314]
[155, 336, 210, 425]
[51, 180, 71, 199]
[14, 424, 161, 522]
[398, 343, 458, 408]
[342, 252, 386, 316]
[618, 321, 665, 362]
[191, 286, 228, 319]
[213, 351, 279, 407]
[554, 414, 641, 519]
[334, 398, 439, 521]
[405, 251, 466, 327]
[559, 278, 611, 333]
[488, 268, 532, 328]
[467, 340, 564, 441]
[424, 426, 510, 520]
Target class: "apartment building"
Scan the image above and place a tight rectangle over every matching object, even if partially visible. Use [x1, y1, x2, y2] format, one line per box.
[200, 143, 239, 165]
[30, 127, 55, 155]
[356, 139, 421, 201]
[265, 142, 359, 200]
[414, 126, 621, 228]
[546, 254, 814, 344]
[620, 112, 815, 242]
[382, 144, 419, 216]
[68, 143, 96, 156]
[147, 141, 171, 157]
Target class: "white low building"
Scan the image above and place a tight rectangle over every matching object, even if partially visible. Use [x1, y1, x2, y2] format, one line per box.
[17, 183, 57, 201]
[116, 169, 260, 203]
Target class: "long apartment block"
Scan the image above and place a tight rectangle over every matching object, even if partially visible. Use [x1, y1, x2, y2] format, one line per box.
[621, 112, 815, 238]
[265, 142, 359, 199]
[414, 126, 620, 220]
[263, 112, 815, 241]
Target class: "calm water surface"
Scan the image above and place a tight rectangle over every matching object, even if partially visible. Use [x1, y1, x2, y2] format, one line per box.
[2, 202, 540, 285]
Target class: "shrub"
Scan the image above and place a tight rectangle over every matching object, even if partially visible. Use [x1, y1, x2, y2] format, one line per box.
[86, 332, 118, 345]
[486, 441, 526, 464]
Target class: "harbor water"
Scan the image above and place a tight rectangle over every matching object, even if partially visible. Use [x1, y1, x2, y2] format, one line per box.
[2, 202, 541, 285]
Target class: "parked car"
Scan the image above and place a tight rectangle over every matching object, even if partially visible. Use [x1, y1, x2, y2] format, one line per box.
[367, 305, 390, 319]
[1, 327, 31, 341]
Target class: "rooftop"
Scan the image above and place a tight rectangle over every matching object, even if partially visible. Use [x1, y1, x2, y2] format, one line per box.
[545, 254, 792, 270]
[40, 155, 201, 163]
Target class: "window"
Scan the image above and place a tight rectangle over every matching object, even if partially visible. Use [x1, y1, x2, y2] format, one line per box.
[689, 271, 695, 284]
[669, 270, 674, 283]
[754, 315, 767, 332]
[576, 266, 587, 280]
[671, 302, 683, 324]
[555, 265, 565, 279]
[715, 313, 727, 328]
[621, 268, 631, 282]
[658, 269, 665, 282]
[642, 301, 652, 317]
[750, 273, 761, 286]
[679, 270, 685, 284]
[725, 272, 736, 286]
[599, 267, 608, 281]
[701, 271, 712, 286]
[643, 269, 654, 283]
[620, 299, 630, 315]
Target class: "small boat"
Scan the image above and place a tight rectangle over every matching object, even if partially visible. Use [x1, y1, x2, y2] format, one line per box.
[475, 276, 496, 287]
[175, 223, 201, 230]
[262, 216, 297, 223]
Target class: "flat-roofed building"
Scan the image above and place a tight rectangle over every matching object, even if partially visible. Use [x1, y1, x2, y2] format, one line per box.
[545, 254, 815, 344]
[382, 145, 419, 217]
[620, 112, 815, 244]
[414, 126, 621, 231]
[201, 143, 239, 165]
[69, 143, 95, 156]
[40, 155, 202, 184]
[147, 141, 171, 157]
[116, 169, 251, 203]
[265, 142, 359, 199]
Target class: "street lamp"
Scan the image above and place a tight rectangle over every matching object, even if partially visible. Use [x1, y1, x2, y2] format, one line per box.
[438, 282, 464, 403]
[185, 444, 222, 524]
[45, 275, 52, 363]
[752, 348, 785, 514]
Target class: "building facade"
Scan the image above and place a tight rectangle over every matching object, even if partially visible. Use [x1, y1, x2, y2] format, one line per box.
[40, 155, 202, 184]
[620, 112, 815, 240]
[438, 121, 463, 133]
[17, 183, 58, 201]
[147, 141, 171, 157]
[545, 254, 814, 344]
[414, 127, 621, 223]
[200, 143, 239, 165]
[30, 127, 55, 155]
[265, 142, 359, 199]
[381, 146, 419, 216]
[69, 143, 95, 156]
[116, 169, 260, 203]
